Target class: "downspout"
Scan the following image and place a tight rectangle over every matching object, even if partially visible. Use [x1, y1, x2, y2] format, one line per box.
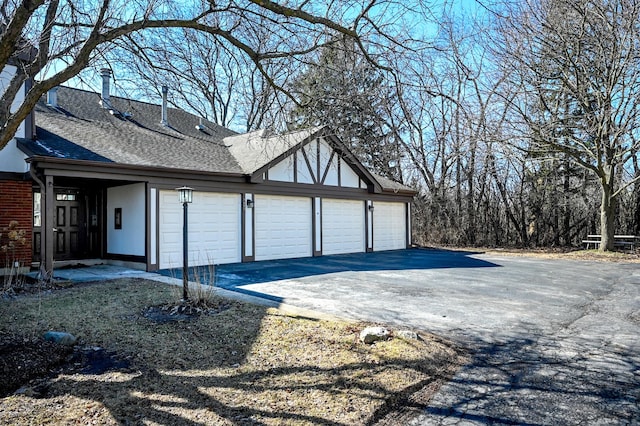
[28, 163, 52, 281]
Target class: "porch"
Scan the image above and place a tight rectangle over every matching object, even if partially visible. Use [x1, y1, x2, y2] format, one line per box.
[31, 174, 149, 273]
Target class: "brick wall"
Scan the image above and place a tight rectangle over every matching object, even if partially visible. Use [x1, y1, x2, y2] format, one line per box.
[0, 180, 33, 266]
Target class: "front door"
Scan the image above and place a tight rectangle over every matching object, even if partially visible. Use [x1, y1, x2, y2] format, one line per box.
[33, 186, 103, 263]
[53, 189, 86, 260]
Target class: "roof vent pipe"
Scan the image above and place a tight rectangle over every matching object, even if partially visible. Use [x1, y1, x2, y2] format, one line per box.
[46, 87, 58, 107]
[161, 85, 168, 126]
[100, 68, 111, 109]
[196, 117, 207, 131]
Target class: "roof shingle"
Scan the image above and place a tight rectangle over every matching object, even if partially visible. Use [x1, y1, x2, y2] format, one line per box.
[26, 87, 241, 173]
[21, 86, 414, 194]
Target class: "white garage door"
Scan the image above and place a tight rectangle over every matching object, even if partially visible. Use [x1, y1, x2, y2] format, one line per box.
[159, 191, 241, 269]
[373, 202, 406, 251]
[322, 199, 365, 255]
[255, 195, 312, 261]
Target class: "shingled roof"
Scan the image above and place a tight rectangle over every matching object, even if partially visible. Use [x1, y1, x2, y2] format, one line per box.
[20, 86, 414, 193]
[224, 127, 321, 174]
[21, 86, 241, 173]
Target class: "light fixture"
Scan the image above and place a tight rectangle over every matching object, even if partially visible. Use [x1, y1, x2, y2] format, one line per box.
[176, 186, 193, 204]
[246, 199, 254, 208]
[368, 204, 375, 212]
[176, 186, 194, 301]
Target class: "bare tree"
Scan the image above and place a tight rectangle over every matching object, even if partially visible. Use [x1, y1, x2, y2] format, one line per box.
[493, 0, 640, 250]
[387, 6, 522, 246]
[0, 0, 399, 149]
[108, 17, 294, 131]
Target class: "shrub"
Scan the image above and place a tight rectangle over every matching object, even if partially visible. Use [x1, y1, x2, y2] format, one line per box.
[1, 220, 28, 293]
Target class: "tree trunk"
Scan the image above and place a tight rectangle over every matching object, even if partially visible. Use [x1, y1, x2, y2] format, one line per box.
[562, 158, 571, 245]
[599, 183, 616, 251]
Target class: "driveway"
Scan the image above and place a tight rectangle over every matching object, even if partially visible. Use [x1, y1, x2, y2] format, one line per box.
[214, 249, 640, 425]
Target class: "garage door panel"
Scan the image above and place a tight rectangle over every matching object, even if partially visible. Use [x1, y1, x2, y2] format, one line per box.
[255, 195, 312, 261]
[159, 191, 241, 269]
[322, 199, 365, 255]
[373, 202, 406, 251]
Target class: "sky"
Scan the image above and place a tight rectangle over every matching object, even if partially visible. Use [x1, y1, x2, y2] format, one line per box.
[37, 0, 489, 131]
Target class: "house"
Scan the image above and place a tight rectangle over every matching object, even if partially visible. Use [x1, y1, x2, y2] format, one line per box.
[0, 69, 416, 275]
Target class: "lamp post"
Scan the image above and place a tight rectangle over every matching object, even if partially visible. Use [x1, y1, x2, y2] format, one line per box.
[176, 186, 193, 301]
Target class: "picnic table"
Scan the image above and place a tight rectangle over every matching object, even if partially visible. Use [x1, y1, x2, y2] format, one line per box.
[582, 235, 640, 251]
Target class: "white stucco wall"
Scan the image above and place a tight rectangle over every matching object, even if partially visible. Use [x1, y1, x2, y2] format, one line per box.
[107, 183, 146, 256]
[0, 65, 28, 173]
[269, 155, 294, 182]
[341, 162, 360, 188]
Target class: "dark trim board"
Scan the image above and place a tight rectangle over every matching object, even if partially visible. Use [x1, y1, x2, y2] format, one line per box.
[106, 253, 146, 263]
[241, 193, 255, 263]
[155, 187, 160, 269]
[33, 162, 414, 203]
[366, 200, 374, 252]
[406, 202, 412, 248]
[145, 183, 153, 271]
[30, 152, 414, 200]
[28, 156, 246, 181]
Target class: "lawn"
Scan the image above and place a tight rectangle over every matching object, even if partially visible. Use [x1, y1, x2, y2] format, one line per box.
[0, 279, 463, 425]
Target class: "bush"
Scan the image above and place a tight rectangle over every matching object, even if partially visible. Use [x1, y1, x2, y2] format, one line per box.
[1, 220, 28, 293]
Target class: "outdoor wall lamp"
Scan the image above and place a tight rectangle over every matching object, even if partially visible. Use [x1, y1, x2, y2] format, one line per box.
[368, 204, 375, 212]
[246, 199, 254, 208]
[177, 186, 193, 204]
[176, 186, 193, 300]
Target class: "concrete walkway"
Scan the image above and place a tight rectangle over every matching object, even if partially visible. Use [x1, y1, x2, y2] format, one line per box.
[38, 264, 157, 282]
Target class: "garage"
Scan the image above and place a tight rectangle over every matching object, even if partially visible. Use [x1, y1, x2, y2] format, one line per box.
[159, 190, 241, 269]
[255, 195, 312, 261]
[373, 202, 406, 251]
[322, 199, 365, 255]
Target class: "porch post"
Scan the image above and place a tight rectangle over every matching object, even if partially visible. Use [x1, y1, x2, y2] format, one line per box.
[44, 175, 54, 275]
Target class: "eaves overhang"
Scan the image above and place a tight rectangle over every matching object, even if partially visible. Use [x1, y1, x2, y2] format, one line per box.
[380, 187, 418, 197]
[26, 156, 248, 183]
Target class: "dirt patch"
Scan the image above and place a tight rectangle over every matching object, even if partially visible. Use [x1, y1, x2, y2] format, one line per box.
[1, 277, 73, 299]
[142, 299, 233, 323]
[0, 333, 72, 397]
[68, 346, 132, 375]
[0, 334, 134, 398]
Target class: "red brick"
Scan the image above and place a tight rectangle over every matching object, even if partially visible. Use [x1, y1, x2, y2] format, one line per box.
[0, 180, 33, 266]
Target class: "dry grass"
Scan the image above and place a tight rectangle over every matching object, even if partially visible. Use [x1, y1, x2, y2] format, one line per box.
[480, 247, 640, 263]
[433, 245, 640, 263]
[0, 279, 463, 425]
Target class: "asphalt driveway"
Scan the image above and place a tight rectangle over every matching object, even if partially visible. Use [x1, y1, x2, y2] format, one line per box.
[214, 248, 640, 425]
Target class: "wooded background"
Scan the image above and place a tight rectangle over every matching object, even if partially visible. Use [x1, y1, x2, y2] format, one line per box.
[2, 0, 639, 249]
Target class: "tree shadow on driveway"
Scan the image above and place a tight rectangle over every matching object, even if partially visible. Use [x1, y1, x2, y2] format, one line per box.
[419, 328, 640, 425]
